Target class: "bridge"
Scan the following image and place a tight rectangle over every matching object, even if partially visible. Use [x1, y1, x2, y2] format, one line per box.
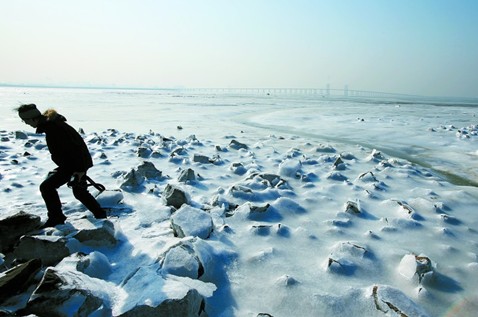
[180, 87, 422, 100]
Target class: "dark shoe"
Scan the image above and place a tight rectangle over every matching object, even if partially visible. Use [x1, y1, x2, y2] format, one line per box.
[93, 209, 107, 219]
[40, 217, 65, 228]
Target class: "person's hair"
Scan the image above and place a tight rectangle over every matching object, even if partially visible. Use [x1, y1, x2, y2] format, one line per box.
[16, 103, 42, 120]
[16, 103, 38, 113]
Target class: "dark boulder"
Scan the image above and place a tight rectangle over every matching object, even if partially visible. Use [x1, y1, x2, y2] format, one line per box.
[0, 259, 42, 303]
[0, 212, 41, 253]
[163, 184, 189, 209]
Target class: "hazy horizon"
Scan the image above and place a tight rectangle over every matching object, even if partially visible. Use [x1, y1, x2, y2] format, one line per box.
[1, 1, 477, 98]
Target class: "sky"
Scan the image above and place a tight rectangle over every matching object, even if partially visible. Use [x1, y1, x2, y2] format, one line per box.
[1, 0, 478, 97]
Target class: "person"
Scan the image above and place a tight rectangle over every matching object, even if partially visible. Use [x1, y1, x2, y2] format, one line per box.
[17, 104, 106, 228]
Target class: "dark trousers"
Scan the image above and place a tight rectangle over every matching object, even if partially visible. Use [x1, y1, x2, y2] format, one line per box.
[40, 168, 103, 220]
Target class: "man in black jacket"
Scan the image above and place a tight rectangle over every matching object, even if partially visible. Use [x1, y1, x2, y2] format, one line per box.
[18, 104, 106, 228]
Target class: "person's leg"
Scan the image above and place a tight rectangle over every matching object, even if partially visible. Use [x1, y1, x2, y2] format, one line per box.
[72, 175, 106, 219]
[39, 169, 70, 225]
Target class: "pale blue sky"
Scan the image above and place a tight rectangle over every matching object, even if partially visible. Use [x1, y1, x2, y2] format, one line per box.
[1, 0, 477, 97]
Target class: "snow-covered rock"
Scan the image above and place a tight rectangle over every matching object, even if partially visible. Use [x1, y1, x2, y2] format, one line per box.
[163, 184, 189, 209]
[14, 235, 70, 266]
[25, 267, 113, 317]
[115, 266, 215, 317]
[171, 206, 213, 239]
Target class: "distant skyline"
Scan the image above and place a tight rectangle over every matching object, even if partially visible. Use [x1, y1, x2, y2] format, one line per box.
[1, 0, 477, 97]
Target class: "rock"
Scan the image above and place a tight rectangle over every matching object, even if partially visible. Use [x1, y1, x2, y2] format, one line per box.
[315, 144, 336, 153]
[25, 268, 112, 317]
[116, 266, 215, 317]
[250, 204, 270, 214]
[333, 156, 345, 170]
[229, 140, 248, 150]
[136, 146, 152, 158]
[325, 242, 371, 276]
[278, 159, 301, 178]
[275, 274, 299, 287]
[0, 259, 42, 303]
[15, 131, 28, 140]
[72, 219, 117, 247]
[171, 205, 213, 239]
[57, 252, 112, 280]
[398, 253, 434, 283]
[209, 194, 238, 215]
[372, 285, 430, 316]
[170, 147, 187, 157]
[96, 189, 124, 207]
[119, 289, 204, 317]
[367, 149, 385, 161]
[136, 161, 162, 180]
[13, 235, 70, 266]
[178, 168, 196, 183]
[358, 171, 377, 182]
[0, 211, 42, 252]
[326, 171, 348, 181]
[250, 224, 272, 236]
[193, 154, 210, 164]
[257, 173, 285, 187]
[229, 162, 247, 175]
[120, 169, 145, 190]
[163, 184, 189, 209]
[345, 201, 360, 215]
[161, 242, 204, 279]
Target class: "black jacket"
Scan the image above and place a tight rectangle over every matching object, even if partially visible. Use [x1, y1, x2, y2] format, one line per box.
[36, 111, 93, 172]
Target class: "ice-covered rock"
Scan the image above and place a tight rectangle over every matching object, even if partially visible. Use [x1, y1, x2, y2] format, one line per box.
[178, 168, 196, 183]
[367, 149, 385, 161]
[314, 144, 336, 153]
[278, 159, 301, 178]
[136, 161, 162, 180]
[25, 267, 113, 317]
[326, 171, 348, 181]
[171, 205, 213, 239]
[161, 242, 204, 279]
[398, 253, 434, 283]
[14, 235, 70, 266]
[96, 189, 124, 207]
[344, 200, 360, 215]
[193, 154, 211, 164]
[136, 146, 152, 158]
[115, 266, 215, 317]
[120, 169, 145, 190]
[271, 197, 306, 215]
[163, 184, 189, 209]
[325, 242, 371, 276]
[357, 171, 377, 183]
[71, 219, 117, 247]
[57, 252, 112, 279]
[229, 162, 247, 175]
[229, 139, 248, 150]
[372, 285, 430, 316]
[275, 274, 299, 287]
[333, 156, 345, 170]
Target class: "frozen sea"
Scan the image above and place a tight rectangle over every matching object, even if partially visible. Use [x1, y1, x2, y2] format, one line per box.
[1, 86, 478, 317]
[2, 87, 477, 185]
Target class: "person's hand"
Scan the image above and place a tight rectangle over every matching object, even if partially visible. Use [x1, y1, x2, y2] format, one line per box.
[67, 172, 86, 188]
[72, 172, 86, 180]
